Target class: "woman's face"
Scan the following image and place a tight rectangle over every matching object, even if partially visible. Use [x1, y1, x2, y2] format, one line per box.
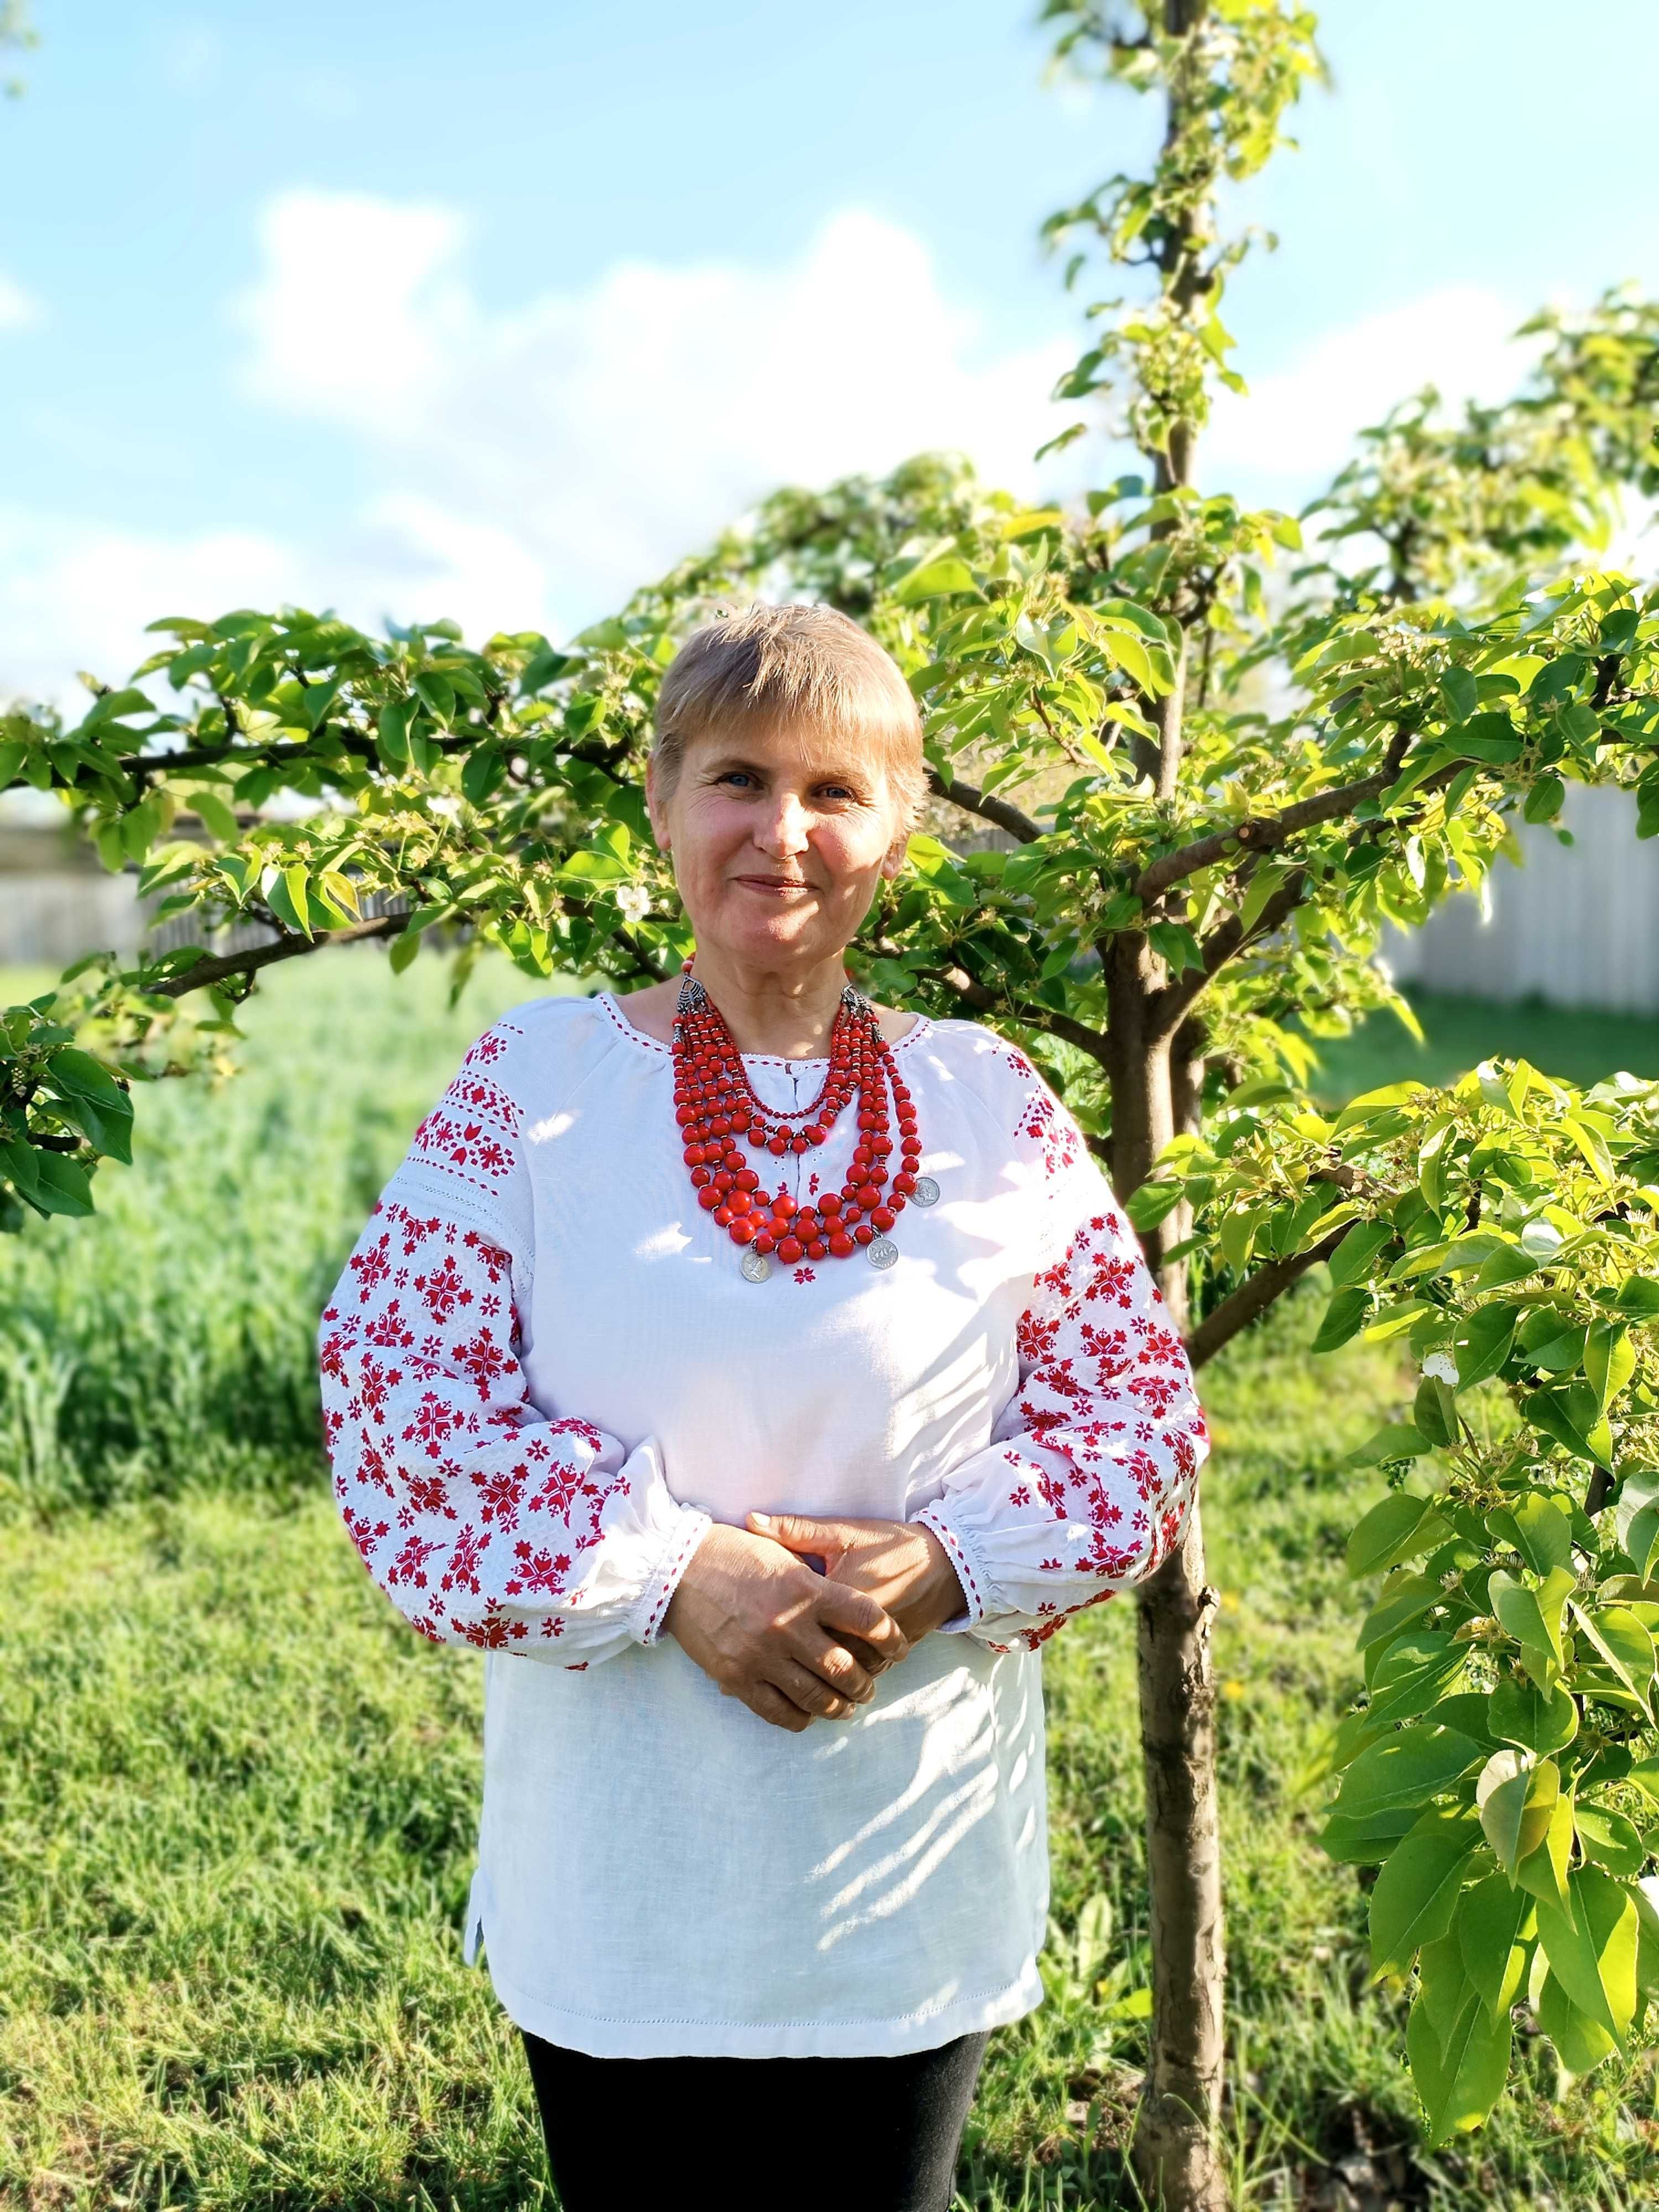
[646, 719, 910, 974]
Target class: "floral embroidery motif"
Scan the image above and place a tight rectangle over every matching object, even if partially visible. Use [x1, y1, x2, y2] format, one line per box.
[319, 1093, 666, 1650]
[918, 1065, 1208, 1656]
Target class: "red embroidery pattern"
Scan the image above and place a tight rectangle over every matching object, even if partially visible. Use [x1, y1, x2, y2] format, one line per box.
[320, 1187, 638, 1651]
[919, 1063, 1207, 1656]
[990, 1197, 1204, 1650]
[1004, 1051, 1083, 1179]
[405, 1029, 525, 1201]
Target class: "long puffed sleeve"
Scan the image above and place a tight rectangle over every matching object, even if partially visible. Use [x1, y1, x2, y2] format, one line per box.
[913, 1054, 1208, 1653]
[318, 1024, 710, 1665]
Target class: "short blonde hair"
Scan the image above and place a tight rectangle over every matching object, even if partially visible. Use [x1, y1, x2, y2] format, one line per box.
[652, 603, 928, 832]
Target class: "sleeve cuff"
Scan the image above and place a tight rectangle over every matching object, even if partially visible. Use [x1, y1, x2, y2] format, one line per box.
[912, 1503, 989, 1635]
[631, 1504, 713, 1647]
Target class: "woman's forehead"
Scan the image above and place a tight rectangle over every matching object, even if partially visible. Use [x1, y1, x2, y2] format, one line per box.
[680, 718, 890, 782]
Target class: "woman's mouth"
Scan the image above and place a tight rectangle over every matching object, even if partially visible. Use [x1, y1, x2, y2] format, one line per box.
[733, 876, 814, 897]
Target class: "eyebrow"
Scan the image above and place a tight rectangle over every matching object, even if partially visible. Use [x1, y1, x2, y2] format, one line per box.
[697, 753, 870, 784]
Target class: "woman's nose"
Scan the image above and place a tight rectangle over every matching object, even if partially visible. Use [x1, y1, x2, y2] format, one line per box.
[755, 794, 811, 857]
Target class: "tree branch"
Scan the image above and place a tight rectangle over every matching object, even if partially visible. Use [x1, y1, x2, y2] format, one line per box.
[920, 963, 1114, 1072]
[149, 912, 406, 999]
[1183, 1225, 1346, 1370]
[927, 766, 1042, 844]
[1134, 758, 1405, 905]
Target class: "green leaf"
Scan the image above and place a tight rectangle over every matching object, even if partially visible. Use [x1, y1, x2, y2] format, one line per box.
[1524, 1384, 1614, 1470]
[1574, 1804, 1648, 1879]
[1613, 1276, 1659, 1319]
[188, 789, 240, 842]
[1365, 1300, 1437, 1345]
[1126, 1179, 1184, 1230]
[27, 1148, 96, 1217]
[894, 555, 978, 603]
[1347, 1494, 1448, 1580]
[1331, 1721, 1483, 1823]
[1485, 1492, 1573, 1578]
[1349, 1422, 1433, 1465]
[1311, 1285, 1368, 1352]
[1413, 1375, 1460, 1448]
[1406, 1977, 1513, 2145]
[1515, 1791, 1574, 1915]
[1358, 1571, 1439, 1657]
[1457, 1874, 1534, 2017]
[1571, 1604, 1657, 1714]
[1537, 1969, 1618, 2074]
[1616, 1473, 1659, 1582]
[1489, 1565, 1575, 1690]
[1329, 1220, 1393, 1287]
[1320, 1803, 1423, 1864]
[1534, 1867, 1639, 2046]
[378, 699, 414, 767]
[1585, 1321, 1636, 1412]
[1369, 1807, 1483, 1980]
[1476, 1751, 1558, 1878]
[1453, 1303, 1519, 1387]
[1363, 1631, 1466, 1731]
[388, 928, 421, 975]
[1475, 1243, 1537, 1291]
[1446, 710, 1524, 765]
[1488, 1676, 1579, 1755]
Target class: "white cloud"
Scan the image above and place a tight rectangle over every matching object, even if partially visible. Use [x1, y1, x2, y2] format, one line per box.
[232, 191, 1077, 630]
[0, 510, 300, 707]
[1204, 284, 1537, 510]
[0, 275, 42, 332]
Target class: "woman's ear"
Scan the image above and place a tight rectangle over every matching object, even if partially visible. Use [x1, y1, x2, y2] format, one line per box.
[644, 755, 670, 854]
[880, 828, 911, 881]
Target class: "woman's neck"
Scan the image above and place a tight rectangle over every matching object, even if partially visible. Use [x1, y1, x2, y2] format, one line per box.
[615, 953, 854, 1057]
[689, 954, 851, 1057]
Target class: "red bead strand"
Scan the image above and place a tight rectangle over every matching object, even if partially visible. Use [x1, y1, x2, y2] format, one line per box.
[671, 959, 915, 1273]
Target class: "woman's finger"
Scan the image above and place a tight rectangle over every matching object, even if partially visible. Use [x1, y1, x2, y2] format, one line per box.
[772, 1658, 857, 1721]
[816, 1580, 909, 1662]
[749, 1511, 851, 1556]
[796, 1631, 875, 1703]
[747, 1683, 813, 1734]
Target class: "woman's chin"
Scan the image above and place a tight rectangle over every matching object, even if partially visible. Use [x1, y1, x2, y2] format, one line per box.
[707, 907, 836, 963]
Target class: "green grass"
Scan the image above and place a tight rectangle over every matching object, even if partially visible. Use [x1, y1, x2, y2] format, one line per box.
[3, 951, 1659, 2208]
[1305, 988, 1659, 1107]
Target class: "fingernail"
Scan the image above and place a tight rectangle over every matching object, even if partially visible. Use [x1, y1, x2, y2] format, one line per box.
[751, 1512, 772, 1527]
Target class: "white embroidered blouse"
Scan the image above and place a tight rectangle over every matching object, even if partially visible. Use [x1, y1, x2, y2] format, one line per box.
[318, 990, 1208, 2058]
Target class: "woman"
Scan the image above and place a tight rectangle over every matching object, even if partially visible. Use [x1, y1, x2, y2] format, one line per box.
[319, 602, 1208, 2212]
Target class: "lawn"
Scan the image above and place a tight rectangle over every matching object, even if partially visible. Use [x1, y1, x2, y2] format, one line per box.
[3, 951, 1658, 2210]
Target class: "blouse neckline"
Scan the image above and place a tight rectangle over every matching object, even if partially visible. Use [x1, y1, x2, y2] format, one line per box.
[594, 989, 932, 1070]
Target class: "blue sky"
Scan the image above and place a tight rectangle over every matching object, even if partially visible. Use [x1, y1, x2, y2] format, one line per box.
[4, 1, 1659, 700]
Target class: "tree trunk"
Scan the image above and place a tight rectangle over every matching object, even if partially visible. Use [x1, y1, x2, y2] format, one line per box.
[1108, 950, 1228, 2210]
[1134, 1499, 1225, 2208]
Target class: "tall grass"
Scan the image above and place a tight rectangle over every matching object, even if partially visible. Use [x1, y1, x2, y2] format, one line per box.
[0, 951, 553, 1514]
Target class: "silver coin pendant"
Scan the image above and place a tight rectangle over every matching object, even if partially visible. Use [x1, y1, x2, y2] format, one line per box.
[867, 1235, 899, 1271]
[911, 1174, 940, 1207]
[740, 1249, 772, 1284]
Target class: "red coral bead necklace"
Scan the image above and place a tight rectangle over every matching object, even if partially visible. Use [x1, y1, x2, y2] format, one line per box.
[671, 957, 936, 1282]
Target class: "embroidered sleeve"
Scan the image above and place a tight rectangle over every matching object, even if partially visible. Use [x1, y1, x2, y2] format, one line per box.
[913, 1053, 1208, 1653]
[317, 1024, 709, 1666]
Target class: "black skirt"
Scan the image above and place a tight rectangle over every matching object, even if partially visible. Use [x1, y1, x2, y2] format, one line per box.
[522, 2026, 989, 2212]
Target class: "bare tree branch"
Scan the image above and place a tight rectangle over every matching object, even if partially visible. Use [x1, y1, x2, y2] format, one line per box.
[928, 766, 1042, 844]
[1184, 1225, 1347, 1370]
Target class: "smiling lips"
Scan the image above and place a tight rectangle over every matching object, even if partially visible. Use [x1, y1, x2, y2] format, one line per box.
[734, 875, 816, 896]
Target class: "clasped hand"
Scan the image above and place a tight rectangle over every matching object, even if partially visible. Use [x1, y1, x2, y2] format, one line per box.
[661, 1513, 965, 1735]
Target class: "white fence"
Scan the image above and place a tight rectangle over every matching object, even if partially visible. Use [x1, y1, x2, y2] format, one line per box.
[1384, 785, 1659, 1015]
